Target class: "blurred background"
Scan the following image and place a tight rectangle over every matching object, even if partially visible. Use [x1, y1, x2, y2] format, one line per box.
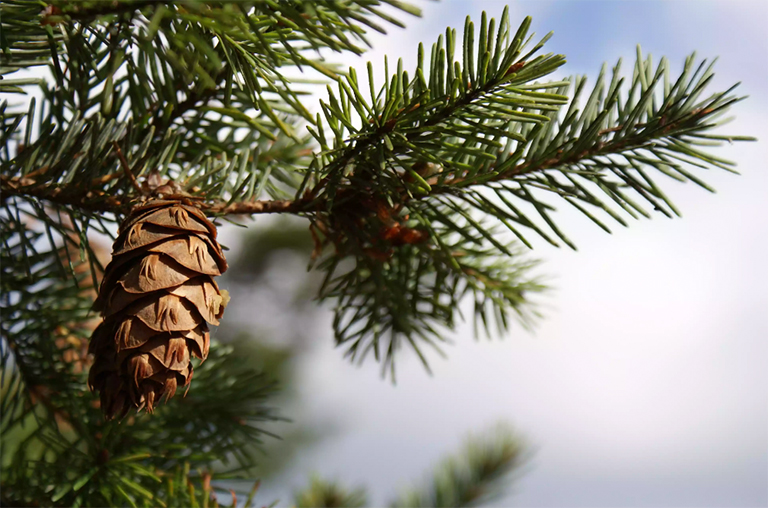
[216, 1, 768, 506]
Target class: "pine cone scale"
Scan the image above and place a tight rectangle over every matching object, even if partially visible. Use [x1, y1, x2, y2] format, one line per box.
[130, 292, 202, 331]
[121, 206, 214, 236]
[168, 278, 223, 325]
[116, 318, 159, 350]
[89, 200, 228, 419]
[115, 223, 189, 254]
[122, 201, 216, 236]
[121, 254, 201, 293]
[95, 244, 221, 313]
[112, 225, 227, 270]
[146, 236, 222, 275]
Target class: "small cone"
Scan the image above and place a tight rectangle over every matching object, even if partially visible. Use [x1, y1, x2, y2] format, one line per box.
[88, 200, 228, 419]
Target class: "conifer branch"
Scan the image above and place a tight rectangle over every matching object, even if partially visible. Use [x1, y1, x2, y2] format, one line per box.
[390, 425, 527, 508]
[1, 8, 752, 377]
[0, 93, 740, 218]
[294, 477, 368, 508]
[297, 14, 753, 373]
[290, 425, 527, 508]
[0, 1, 758, 505]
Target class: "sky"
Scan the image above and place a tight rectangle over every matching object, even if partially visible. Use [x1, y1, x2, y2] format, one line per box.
[224, 1, 768, 507]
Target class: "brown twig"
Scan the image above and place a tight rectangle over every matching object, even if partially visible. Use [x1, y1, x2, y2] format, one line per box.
[111, 141, 143, 195]
[203, 198, 310, 215]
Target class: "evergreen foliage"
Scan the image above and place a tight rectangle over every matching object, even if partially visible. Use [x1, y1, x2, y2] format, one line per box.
[291, 425, 525, 508]
[389, 424, 526, 508]
[0, 0, 753, 506]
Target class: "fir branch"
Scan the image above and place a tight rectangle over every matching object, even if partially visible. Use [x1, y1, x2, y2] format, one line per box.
[1, 4, 754, 379]
[289, 424, 528, 508]
[0, 3, 758, 505]
[297, 13, 751, 372]
[306, 12, 566, 200]
[1, 0, 421, 215]
[320, 214, 544, 380]
[0, 66, 750, 223]
[294, 477, 367, 508]
[390, 424, 528, 508]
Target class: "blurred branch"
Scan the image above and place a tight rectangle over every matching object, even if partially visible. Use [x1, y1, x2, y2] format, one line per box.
[390, 424, 528, 508]
[294, 477, 367, 508]
[290, 424, 528, 508]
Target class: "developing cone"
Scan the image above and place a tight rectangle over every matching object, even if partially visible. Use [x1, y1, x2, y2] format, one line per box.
[88, 200, 227, 419]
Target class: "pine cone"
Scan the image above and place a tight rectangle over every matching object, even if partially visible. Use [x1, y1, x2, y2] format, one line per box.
[88, 200, 228, 419]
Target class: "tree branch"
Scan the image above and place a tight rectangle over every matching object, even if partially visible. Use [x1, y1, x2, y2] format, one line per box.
[0, 106, 707, 218]
[434, 104, 717, 188]
[0, 174, 314, 216]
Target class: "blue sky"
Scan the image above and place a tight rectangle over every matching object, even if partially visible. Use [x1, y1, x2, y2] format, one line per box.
[228, 2, 768, 506]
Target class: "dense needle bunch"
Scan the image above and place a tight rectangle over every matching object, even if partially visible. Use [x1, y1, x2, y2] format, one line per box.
[88, 200, 228, 419]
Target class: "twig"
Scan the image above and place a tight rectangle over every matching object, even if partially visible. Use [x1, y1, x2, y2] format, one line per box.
[111, 142, 143, 195]
[203, 198, 308, 215]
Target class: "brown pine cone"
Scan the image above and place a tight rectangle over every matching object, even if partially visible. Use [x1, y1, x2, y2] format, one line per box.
[88, 200, 228, 419]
